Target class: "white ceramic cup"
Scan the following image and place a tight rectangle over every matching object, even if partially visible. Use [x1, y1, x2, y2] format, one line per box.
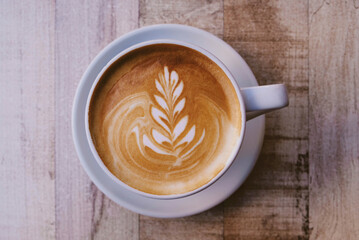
[85, 39, 288, 200]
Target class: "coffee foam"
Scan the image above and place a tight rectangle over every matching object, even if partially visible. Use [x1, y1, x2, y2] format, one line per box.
[89, 44, 242, 195]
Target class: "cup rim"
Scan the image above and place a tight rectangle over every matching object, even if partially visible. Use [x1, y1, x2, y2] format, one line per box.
[85, 39, 247, 199]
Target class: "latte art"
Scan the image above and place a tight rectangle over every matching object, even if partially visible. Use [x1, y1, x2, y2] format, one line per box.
[89, 44, 242, 195]
[133, 66, 206, 165]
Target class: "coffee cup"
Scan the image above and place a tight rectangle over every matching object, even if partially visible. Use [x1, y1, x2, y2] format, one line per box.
[85, 39, 288, 199]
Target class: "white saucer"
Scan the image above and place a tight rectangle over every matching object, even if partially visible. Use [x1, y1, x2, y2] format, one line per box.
[72, 24, 265, 218]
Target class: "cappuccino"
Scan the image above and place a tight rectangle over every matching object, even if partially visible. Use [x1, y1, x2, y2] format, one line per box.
[88, 44, 242, 195]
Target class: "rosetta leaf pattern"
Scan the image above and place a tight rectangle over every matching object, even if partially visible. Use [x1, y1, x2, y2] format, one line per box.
[144, 66, 205, 161]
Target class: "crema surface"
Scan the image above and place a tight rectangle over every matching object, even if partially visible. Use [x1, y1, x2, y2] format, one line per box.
[89, 44, 242, 195]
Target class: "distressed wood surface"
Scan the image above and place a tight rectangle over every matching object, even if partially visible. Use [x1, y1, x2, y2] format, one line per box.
[0, 0, 55, 239]
[309, 0, 359, 239]
[140, 0, 224, 38]
[55, 0, 139, 239]
[0, 0, 358, 239]
[224, 0, 309, 239]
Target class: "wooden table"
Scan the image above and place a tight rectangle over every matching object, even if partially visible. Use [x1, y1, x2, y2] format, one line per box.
[1, 1, 358, 239]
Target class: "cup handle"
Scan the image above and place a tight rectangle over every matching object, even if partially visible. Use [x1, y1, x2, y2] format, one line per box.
[240, 84, 289, 121]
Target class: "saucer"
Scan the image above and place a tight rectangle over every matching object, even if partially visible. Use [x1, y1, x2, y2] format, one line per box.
[72, 24, 265, 218]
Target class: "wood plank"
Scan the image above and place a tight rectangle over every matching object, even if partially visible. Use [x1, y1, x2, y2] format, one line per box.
[0, 1, 55, 239]
[139, 1, 224, 239]
[2, 1, 357, 239]
[140, 205, 223, 240]
[309, 0, 359, 239]
[55, 1, 139, 239]
[139, 0, 224, 38]
[224, 0, 309, 239]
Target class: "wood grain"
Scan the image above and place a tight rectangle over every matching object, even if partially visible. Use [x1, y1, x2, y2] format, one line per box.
[139, 0, 224, 38]
[309, 0, 359, 239]
[54, 0, 139, 239]
[140, 205, 223, 240]
[139, 1, 224, 239]
[1, 1, 359, 239]
[224, 0, 309, 239]
[0, 0, 55, 239]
